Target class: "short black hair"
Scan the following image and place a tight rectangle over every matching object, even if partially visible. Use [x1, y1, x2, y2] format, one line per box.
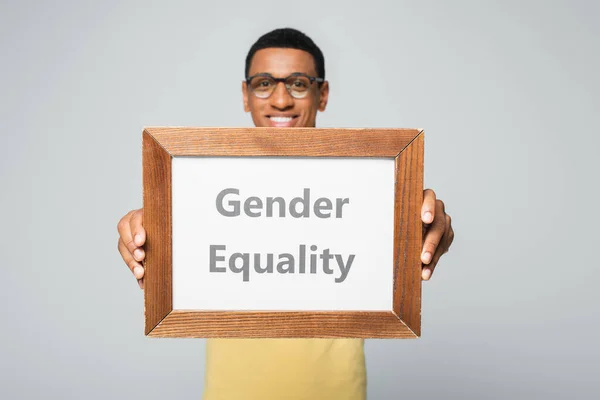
[245, 28, 325, 80]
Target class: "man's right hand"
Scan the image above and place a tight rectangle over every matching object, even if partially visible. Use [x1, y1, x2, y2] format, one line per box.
[117, 209, 146, 289]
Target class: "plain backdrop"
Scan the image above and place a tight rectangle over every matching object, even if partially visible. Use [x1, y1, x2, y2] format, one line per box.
[1, 1, 598, 399]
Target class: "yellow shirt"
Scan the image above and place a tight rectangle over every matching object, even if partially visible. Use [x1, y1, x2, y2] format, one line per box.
[202, 338, 366, 400]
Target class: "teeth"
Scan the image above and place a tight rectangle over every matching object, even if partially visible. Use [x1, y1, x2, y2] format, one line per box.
[270, 116, 293, 122]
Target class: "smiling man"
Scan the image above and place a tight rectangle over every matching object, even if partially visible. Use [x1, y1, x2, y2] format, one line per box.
[242, 46, 327, 128]
[117, 28, 454, 400]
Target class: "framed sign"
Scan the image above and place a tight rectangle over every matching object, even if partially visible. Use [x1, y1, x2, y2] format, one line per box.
[142, 127, 423, 338]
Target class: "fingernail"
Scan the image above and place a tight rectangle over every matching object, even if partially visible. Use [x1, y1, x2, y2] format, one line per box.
[133, 266, 144, 279]
[422, 268, 432, 280]
[134, 248, 144, 261]
[135, 234, 143, 246]
[423, 212, 433, 224]
[138, 280, 143, 289]
[422, 251, 432, 264]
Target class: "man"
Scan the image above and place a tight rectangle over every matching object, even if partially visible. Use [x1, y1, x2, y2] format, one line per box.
[117, 28, 454, 400]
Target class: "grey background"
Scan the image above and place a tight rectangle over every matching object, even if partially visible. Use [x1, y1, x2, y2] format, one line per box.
[1, 0, 598, 399]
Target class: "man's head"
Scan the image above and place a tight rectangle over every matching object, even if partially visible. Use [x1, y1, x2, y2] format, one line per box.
[242, 28, 329, 128]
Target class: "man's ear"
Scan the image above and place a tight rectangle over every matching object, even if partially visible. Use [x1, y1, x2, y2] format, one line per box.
[242, 81, 250, 112]
[318, 81, 329, 112]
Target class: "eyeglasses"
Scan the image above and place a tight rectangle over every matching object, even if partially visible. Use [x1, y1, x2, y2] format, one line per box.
[246, 73, 324, 99]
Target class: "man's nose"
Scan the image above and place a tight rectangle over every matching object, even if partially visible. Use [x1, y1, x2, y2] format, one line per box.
[270, 82, 294, 109]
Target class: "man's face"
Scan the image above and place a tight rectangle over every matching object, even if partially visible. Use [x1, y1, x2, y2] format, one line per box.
[242, 48, 329, 128]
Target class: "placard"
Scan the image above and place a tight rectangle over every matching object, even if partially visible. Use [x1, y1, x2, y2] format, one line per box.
[142, 127, 423, 338]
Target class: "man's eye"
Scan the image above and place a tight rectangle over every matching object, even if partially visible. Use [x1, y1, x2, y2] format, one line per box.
[259, 80, 271, 87]
[292, 80, 308, 88]
[252, 79, 273, 90]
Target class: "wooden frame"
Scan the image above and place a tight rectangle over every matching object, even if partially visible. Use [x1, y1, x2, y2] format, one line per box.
[142, 127, 423, 338]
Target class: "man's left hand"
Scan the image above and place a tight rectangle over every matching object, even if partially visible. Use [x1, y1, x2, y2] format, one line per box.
[420, 189, 454, 280]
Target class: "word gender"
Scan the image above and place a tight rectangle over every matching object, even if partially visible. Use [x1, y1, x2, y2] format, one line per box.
[216, 188, 350, 218]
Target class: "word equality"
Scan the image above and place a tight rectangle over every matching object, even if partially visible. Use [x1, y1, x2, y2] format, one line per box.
[209, 244, 355, 283]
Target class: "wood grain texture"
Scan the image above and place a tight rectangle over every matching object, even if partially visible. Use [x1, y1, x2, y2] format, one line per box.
[392, 132, 424, 336]
[148, 310, 417, 338]
[144, 127, 420, 157]
[143, 131, 172, 335]
[142, 127, 423, 338]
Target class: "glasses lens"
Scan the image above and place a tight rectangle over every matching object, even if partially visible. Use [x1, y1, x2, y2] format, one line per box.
[249, 76, 275, 98]
[286, 75, 312, 98]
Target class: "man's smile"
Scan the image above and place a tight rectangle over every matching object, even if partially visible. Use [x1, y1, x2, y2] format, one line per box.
[267, 115, 298, 127]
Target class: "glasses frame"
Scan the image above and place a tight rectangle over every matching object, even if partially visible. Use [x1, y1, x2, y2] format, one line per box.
[245, 72, 325, 99]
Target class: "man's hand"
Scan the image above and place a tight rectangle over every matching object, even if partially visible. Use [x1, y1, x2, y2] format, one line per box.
[420, 189, 454, 280]
[117, 209, 146, 289]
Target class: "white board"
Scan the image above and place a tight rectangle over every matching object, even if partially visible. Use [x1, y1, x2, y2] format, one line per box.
[172, 157, 395, 311]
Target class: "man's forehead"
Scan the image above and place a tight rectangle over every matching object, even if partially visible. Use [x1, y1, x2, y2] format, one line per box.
[248, 48, 317, 77]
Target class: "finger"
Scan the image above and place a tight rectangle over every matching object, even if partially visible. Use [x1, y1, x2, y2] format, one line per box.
[138, 278, 144, 290]
[443, 214, 454, 254]
[422, 235, 447, 280]
[118, 238, 145, 280]
[421, 199, 446, 264]
[117, 210, 135, 251]
[129, 209, 146, 248]
[423, 214, 453, 280]
[421, 189, 436, 224]
[125, 210, 145, 262]
[117, 210, 145, 262]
